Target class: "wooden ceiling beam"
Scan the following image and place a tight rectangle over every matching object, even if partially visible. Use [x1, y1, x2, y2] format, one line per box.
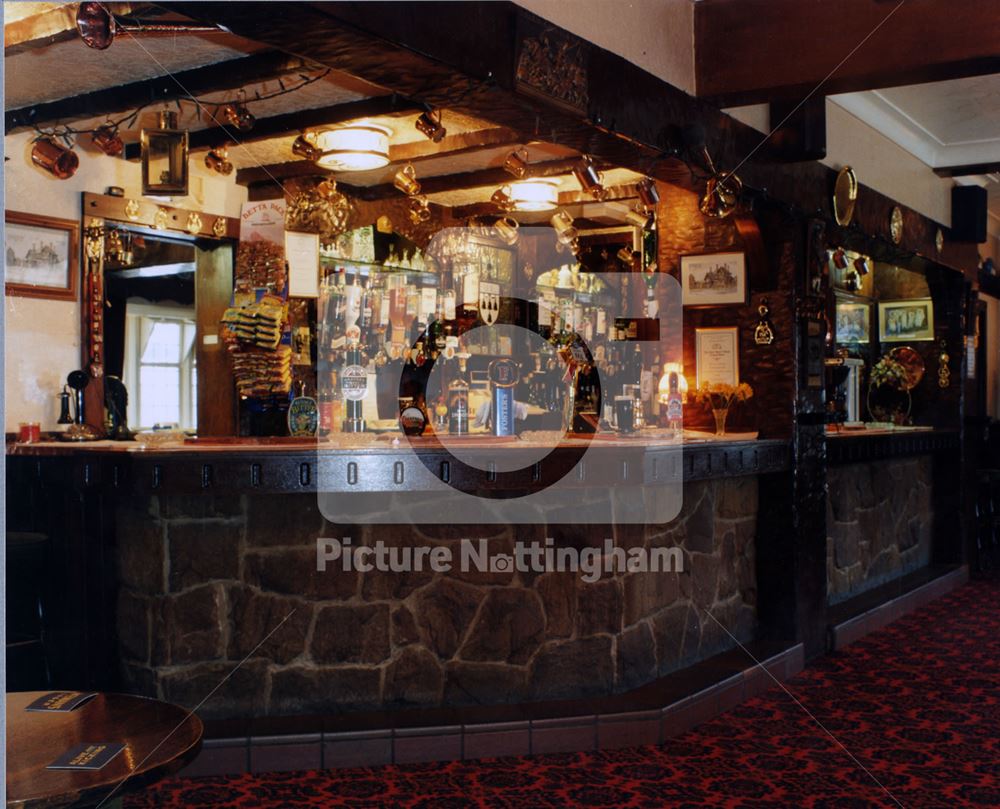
[932, 162, 1000, 178]
[557, 183, 639, 206]
[160, 0, 979, 270]
[694, 0, 1000, 106]
[390, 127, 522, 164]
[344, 157, 597, 202]
[5, 50, 314, 133]
[121, 95, 421, 160]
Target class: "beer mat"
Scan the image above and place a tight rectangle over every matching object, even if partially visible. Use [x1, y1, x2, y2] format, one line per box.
[25, 692, 98, 712]
[47, 742, 125, 771]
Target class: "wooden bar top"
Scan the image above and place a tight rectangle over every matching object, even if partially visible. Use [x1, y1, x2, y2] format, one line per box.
[7, 429, 766, 456]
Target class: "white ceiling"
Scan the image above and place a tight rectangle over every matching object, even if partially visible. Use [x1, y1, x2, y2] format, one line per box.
[831, 75, 1000, 221]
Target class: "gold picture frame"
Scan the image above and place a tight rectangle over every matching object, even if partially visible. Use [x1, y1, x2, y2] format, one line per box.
[878, 298, 934, 343]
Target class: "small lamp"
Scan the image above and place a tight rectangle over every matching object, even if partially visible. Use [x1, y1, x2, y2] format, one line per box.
[657, 362, 688, 403]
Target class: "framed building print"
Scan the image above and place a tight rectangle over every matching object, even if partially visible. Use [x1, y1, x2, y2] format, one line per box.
[695, 327, 740, 387]
[835, 297, 871, 344]
[4, 211, 79, 301]
[878, 298, 934, 343]
[681, 251, 747, 306]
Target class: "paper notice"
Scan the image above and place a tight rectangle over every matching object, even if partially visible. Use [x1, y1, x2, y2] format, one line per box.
[285, 231, 320, 298]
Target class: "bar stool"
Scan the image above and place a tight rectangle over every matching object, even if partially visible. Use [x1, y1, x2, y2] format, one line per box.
[6, 531, 52, 689]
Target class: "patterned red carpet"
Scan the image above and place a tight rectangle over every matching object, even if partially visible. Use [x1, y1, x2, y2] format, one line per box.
[125, 580, 999, 808]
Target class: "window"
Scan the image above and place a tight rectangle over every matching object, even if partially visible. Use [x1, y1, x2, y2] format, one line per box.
[124, 303, 197, 430]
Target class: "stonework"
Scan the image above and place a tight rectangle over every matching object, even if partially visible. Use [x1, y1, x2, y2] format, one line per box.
[826, 457, 933, 604]
[116, 477, 759, 718]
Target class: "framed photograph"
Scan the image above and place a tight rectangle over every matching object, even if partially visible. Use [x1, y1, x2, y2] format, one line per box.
[878, 298, 934, 343]
[681, 251, 747, 306]
[695, 327, 740, 387]
[4, 211, 79, 301]
[835, 297, 870, 344]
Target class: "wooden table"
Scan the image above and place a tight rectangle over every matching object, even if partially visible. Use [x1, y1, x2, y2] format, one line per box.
[6, 692, 203, 808]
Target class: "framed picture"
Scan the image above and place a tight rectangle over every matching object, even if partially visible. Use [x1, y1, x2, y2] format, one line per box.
[681, 251, 747, 306]
[878, 298, 934, 343]
[695, 327, 740, 387]
[835, 297, 870, 344]
[4, 211, 79, 301]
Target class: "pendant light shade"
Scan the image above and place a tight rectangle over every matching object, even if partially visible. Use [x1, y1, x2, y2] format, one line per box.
[508, 179, 559, 212]
[313, 125, 391, 171]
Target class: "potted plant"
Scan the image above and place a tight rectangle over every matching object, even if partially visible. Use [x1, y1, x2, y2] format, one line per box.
[692, 382, 754, 436]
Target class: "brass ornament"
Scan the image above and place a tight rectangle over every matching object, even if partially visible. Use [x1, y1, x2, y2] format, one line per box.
[833, 166, 858, 226]
[284, 178, 352, 238]
[515, 29, 588, 113]
[153, 207, 169, 230]
[700, 172, 743, 219]
[938, 339, 950, 388]
[754, 299, 776, 345]
[935, 228, 944, 254]
[212, 217, 227, 237]
[890, 206, 904, 245]
[124, 199, 141, 221]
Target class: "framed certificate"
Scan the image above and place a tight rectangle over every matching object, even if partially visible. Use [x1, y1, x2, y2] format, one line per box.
[695, 327, 740, 387]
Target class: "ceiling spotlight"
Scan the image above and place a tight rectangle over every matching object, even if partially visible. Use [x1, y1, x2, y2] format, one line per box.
[393, 164, 421, 196]
[635, 177, 660, 211]
[573, 155, 607, 201]
[204, 145, 233, 176]
[313, 124, 391, 171]
[415, 110, 446, 143]
[222, 91, 255, 132]
[503, 147, 530, 179]
[91, 123, 124, 157]
[625, 207, 655, 231]
[508, 179, 559, 212]
[853, 255, 871, 276]
[292, 134, 319, 161]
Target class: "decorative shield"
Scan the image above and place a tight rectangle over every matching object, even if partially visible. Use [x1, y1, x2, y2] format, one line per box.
[479, 282, 500, 326]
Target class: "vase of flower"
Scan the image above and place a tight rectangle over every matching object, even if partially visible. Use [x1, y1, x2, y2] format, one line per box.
[867, 355, 912, 424]
[693, 382, 754, 436]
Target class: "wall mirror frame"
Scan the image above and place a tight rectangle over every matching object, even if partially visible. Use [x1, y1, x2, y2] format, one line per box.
[81, 192, 239, 437]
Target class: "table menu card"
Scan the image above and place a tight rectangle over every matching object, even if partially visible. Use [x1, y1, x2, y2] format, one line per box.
[47, 742, 125, 771]
[25, 692, 97, 712]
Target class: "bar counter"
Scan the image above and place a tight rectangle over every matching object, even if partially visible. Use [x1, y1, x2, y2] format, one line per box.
[7, 432, 792, 494]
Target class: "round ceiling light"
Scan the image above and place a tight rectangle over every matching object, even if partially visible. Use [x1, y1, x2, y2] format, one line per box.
[313, 124, 391, 171]
[509, 179, 560, 212]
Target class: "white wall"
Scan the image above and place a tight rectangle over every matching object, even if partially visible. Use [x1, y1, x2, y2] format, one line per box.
[3, 130, 247, 431]
[515, 0, 696, 94]
[725, 100, 955, 226]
